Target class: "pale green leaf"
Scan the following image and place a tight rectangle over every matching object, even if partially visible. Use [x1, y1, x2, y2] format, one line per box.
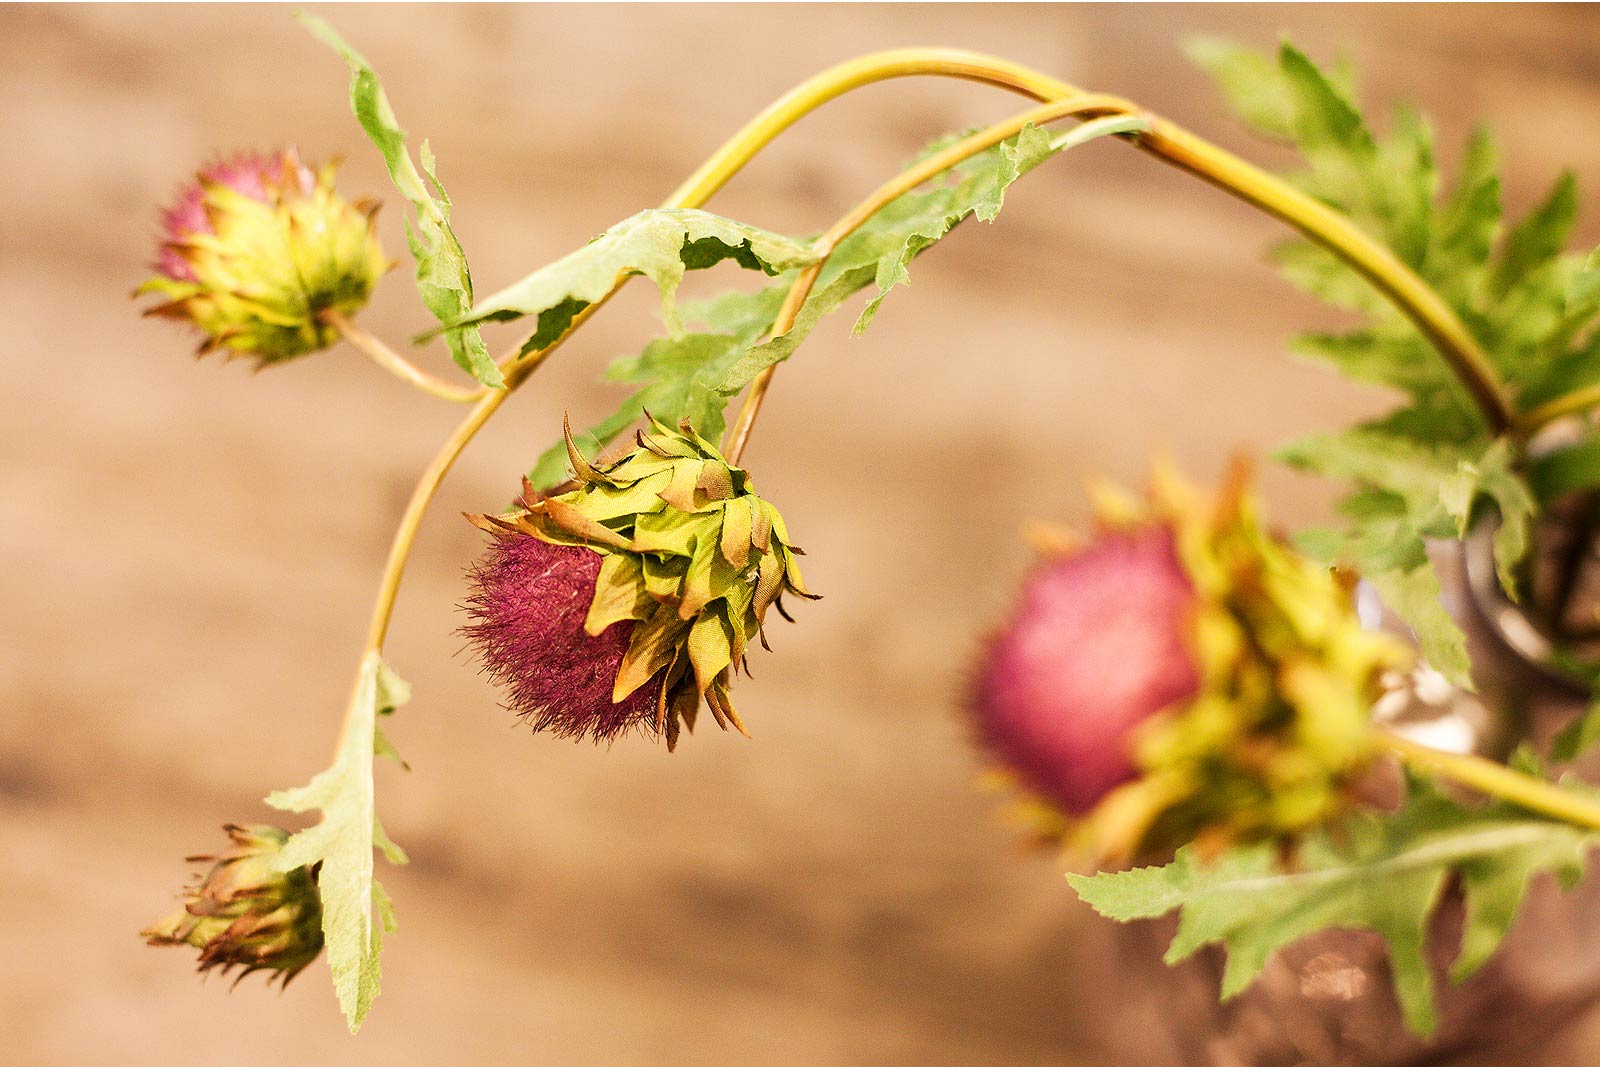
[298, 14, 500, 388]
[1069, 787, 1595, 1036]
[1494, 171, 1578, 299]
[528, 122, 1105, 489]
[266, 652, 410, 1032]
[444, 208, 817, 350]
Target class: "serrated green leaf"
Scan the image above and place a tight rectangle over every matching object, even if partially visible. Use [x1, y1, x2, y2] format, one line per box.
[1195, 40, 1600, 667]
[1069, 787, 1595, 1036]
[443, 208, 816, 348]
[298, 14, 500, 388]
[851, 123, 1059, 333]
[265, 652, 410, 1032]
[524, 285, 791, 491]
[1494, 171, 1578, 299]
[1287, 330, 1443, 394]
[527, 122, 1109, 489]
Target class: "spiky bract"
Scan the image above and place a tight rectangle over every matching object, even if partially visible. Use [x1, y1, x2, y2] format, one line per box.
[142, 824, 324, 986]
[466, 415, 815, 748]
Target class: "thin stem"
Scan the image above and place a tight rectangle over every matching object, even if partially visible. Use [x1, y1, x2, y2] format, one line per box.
[360, 300, 605, 651]
[1138, 120, 1515, 435]
[1375, 730, 1600, 832]
[723, 98, 1144, 463]
[722, 84, 1520, 461]
[324, 309, 489, 404]
[355, 49, 1091, 658]
[1519, 386, 1600, 436]
[665, 48, 1082, 207]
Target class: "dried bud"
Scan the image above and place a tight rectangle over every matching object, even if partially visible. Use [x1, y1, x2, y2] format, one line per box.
[142, 824, 323, 986]
[971, 462, 1408, 861]
[463, 415, 816, 749]
[138, 149, 387, 364]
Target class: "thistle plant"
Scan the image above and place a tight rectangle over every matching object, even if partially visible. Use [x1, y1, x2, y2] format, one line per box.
[463, 415, 813, 747]
[136, 13, 1600, 1045]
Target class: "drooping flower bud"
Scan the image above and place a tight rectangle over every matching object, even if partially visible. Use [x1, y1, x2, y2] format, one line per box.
[138, 149, 387, 364]
[970, 461, 1408, 860]
[141, 824, 323, 986]
[463, 414, 816, 749]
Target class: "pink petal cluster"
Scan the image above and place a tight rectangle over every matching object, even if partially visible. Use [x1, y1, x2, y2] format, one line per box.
[154, 151, 312, 281]
[971, 525, 1201, 814]
[462, 535, 660, 741]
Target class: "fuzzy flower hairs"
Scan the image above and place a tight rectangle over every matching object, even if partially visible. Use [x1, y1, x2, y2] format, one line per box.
[969, 463, 1408, 861]
[462, 415, 816, 749]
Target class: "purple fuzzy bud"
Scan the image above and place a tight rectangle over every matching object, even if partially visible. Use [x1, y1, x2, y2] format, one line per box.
[462, 535, 660, 742]
[971, 525, 1201, 814]
[155, 151, 313, 281]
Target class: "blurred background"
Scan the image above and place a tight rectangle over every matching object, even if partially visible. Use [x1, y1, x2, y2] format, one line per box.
[6, 4, 1600, 1064]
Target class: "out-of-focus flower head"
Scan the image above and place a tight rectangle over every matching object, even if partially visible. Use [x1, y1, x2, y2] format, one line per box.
[971, 460, 1408, 861]
[138, 149, 387, 364]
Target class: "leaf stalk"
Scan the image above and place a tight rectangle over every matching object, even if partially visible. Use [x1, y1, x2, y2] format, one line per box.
[324, 310, 489, 404]
[1376, 729, 1600, 832]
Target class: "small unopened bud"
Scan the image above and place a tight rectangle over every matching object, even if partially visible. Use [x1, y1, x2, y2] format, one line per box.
[142, 824, 323, 986]
[138, 149, 387, 364]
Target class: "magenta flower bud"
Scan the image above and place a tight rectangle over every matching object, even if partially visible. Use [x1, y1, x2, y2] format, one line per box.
[154, 153, 304, 281]
[462, 535, 659, 741]
[972, 526, 1201, 815]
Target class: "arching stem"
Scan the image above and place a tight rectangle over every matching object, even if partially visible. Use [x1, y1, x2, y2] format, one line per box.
[724, 102, 1147, 462]
[1519, 387, 1600, 437]
[723, 103, 1517, 463]
[350, 50, 1102, 661]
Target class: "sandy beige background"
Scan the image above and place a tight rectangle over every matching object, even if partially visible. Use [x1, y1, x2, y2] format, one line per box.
[6, 4, 1600, 1065]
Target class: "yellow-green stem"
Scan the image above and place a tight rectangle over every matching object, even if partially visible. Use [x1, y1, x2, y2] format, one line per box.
[1519, 386, 1600, 437]
[1376, 730, 1600, 832]
[325, 310, 489, 404]
[354, 49, 1097, 658]
[723, 96, 1518, 459]
[724, 97, 1144, 462]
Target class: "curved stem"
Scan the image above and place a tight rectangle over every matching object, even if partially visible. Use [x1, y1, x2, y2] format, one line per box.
[360, 299, 606, 651]
[324, 309, 489, 404]
[1376, 730, 1600, 832]
[1519, 387, 1600, 436]
[665, 48, 1082, 207]
[1139, 121, 1515, 434]
[354, 49, 1096, 657]
[723, 91, 1519, 462]
[723, 100, 1145, 462]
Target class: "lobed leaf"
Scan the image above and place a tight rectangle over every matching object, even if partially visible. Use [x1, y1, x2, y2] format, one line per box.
[1069, 785, 1596, 1036]
[265, 652, 410, 1032]
[1196, 40, 1600, 660]
[529, 123, 1102, 489]
[442, 209, 817, 354]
